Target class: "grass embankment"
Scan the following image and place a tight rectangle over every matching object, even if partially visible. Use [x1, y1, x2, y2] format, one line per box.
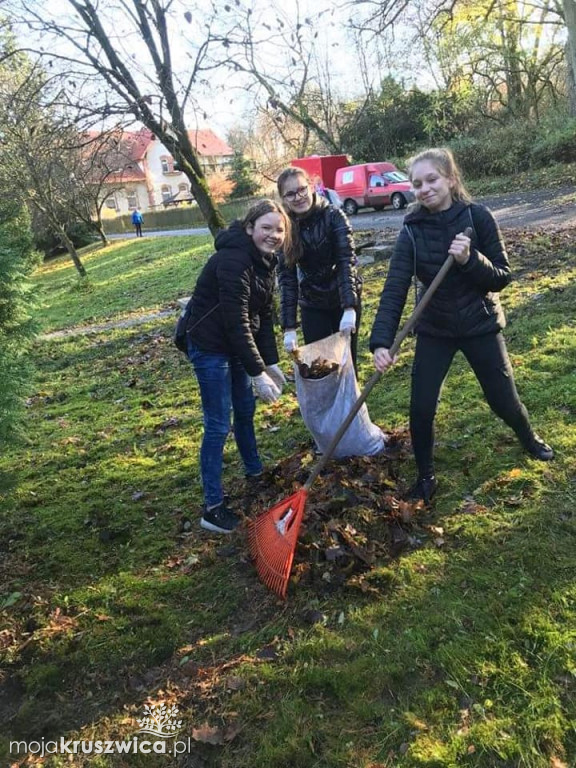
[0, 232, 575, 767]
[468, 161, 576, 197]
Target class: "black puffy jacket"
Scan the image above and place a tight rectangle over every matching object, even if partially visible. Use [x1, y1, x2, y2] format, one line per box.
[370, 201, 511, 351]
[277, 197, 360, 329]
[187, 221, 279, 377]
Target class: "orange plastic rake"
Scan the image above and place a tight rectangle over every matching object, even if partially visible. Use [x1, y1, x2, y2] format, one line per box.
[248, 242, 469, 598]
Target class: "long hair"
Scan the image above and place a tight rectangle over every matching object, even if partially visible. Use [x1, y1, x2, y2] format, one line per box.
[407, 148, 472, 209]
[276, 166, 315, 266]
[241, 198, 293, 262]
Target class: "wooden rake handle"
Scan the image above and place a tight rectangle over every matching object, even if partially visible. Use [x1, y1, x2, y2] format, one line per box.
[303, 227, 472, 492]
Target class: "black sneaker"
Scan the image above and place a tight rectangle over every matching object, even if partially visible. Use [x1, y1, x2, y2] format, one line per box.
[200, 503, 240, 534]
[407, 475, 437, 505]
[522, 434, 554, 461]
[245, 472, 272, 496]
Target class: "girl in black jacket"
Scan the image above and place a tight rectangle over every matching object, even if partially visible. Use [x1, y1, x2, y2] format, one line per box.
[187, 200, 291, 533]
[276, 167, 362, 367]
[370, 148, 553, 504]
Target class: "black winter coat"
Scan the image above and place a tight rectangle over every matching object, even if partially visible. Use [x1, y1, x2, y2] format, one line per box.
[188, 221, 279, 377]
[277, 197, 361, 329]
[370, 202, 511, 351]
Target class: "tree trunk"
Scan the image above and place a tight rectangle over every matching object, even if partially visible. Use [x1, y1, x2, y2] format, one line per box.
[156, 121, 227, 236]
[94, 219, 108, 245]
[563, 0, 576, 115]
[58, 227, 87, 277]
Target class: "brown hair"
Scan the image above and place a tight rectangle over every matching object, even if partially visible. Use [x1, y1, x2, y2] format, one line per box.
[276, 165, 312, 197]
[407, 147, 472, 207]
[241, 198, 293, 261]
[276, 166, 315, 266]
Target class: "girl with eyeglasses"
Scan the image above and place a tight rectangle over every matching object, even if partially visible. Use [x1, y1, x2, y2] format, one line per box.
[276, 167, 362, 368]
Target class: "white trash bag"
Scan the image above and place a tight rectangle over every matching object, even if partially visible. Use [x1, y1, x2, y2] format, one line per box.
[293, 332, 387, 459]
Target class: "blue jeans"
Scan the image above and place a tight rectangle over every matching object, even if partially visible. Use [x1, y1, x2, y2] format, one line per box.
[188, 343, 262, 507]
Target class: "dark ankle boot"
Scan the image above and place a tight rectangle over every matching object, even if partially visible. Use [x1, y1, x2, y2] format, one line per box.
[407, 475, 437, 504]
[521, 434, 554, 461]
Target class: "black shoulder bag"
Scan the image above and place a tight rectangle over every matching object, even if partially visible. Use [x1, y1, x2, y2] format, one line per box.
[174, 299, 220, 354]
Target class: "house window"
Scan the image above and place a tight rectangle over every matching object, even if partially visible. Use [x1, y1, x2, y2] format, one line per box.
[178, 183, 188, 193]
[161, 156, 180, 174]
[126, 189, 138, 210]
[105, 194, 118, 210]
[161, 185, 172, 203]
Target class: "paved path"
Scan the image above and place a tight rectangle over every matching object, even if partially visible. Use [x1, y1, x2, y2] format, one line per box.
[106, 227, 210, 240]
[41, 309, 175, 340]
[350, 184, 576, 232]
[105, 185, 576, 241]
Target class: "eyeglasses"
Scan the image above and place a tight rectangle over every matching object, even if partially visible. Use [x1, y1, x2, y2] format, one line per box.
[282, 185, 309, 202]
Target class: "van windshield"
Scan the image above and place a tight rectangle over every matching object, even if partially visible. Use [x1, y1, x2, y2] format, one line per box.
[383, 171, 408, 182]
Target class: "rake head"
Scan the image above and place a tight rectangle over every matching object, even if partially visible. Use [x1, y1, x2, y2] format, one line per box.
[247, 488, 308, 599]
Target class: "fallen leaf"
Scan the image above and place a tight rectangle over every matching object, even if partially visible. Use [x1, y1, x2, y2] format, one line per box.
[225, 676, 245, 691]
[191, 723, 224, 745]
[550, 758, 568, 768]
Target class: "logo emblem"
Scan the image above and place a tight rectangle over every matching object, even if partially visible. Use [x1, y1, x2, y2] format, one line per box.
[137, 704, 183, 738]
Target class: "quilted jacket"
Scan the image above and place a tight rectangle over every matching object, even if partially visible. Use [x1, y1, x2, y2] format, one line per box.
[370, 201, 511, 350]
[277, 197, 361, 329]
[188, 221, 279, 376]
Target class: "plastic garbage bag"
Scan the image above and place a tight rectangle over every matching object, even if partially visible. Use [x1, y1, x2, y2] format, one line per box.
[294, 332, 387, 459]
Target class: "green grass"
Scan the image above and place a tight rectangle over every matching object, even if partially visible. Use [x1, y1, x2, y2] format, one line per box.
[38, 235, 212, 331]
[0, 231, 575, 767]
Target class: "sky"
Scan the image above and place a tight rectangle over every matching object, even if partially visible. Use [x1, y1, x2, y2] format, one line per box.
[10, 0, 417, 142]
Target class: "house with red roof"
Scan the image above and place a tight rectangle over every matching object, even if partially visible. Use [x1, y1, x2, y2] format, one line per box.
[90, 126, 234, 215]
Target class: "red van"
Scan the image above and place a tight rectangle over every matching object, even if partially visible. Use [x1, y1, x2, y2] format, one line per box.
[290, 154, 349, 189]
[334, 163, 415, 215]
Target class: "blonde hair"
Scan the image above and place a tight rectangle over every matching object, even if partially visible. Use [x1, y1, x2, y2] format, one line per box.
[241, 198, 293, 261]
[408, 147, 471, 206]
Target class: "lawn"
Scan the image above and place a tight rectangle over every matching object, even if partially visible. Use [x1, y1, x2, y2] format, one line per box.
[0, 228, 575, 767]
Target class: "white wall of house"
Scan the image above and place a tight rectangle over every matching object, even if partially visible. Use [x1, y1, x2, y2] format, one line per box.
[100, 134, 233, 215]
[145, 138, 190, 209]
[101, 183, 150, 218]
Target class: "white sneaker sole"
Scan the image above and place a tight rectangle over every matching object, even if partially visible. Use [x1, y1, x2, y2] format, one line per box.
[200, 518, 236, 534]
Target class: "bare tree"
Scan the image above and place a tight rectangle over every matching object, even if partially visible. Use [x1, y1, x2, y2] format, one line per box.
[7, 0, 239, 236]
[70, 128, 152, 245]
[351, 0, 573, 114]
[561, 0, 576, 113]
[0, 53, 90, 276]
[219, 1, 352, 154]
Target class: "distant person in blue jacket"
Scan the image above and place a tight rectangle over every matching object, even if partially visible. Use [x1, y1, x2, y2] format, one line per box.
[132, 209, 143, 237]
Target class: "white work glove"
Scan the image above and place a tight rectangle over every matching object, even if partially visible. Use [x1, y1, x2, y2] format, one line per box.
[252, 371, 281, 403]
[265, 364, 286, 393]
[283, 329, 298, 353]
[339, 308, 357, 335]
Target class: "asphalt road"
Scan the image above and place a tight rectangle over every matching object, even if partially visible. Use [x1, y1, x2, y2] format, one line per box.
[354, 183, 576, 232]
[106, 184, 576, 241]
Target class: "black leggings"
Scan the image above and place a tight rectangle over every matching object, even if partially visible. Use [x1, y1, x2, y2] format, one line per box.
[410, 332, 535, 477]
[300, 302, 362, 370]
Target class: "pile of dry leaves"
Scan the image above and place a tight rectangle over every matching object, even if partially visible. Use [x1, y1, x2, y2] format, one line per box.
[229, 428, 444, 596]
